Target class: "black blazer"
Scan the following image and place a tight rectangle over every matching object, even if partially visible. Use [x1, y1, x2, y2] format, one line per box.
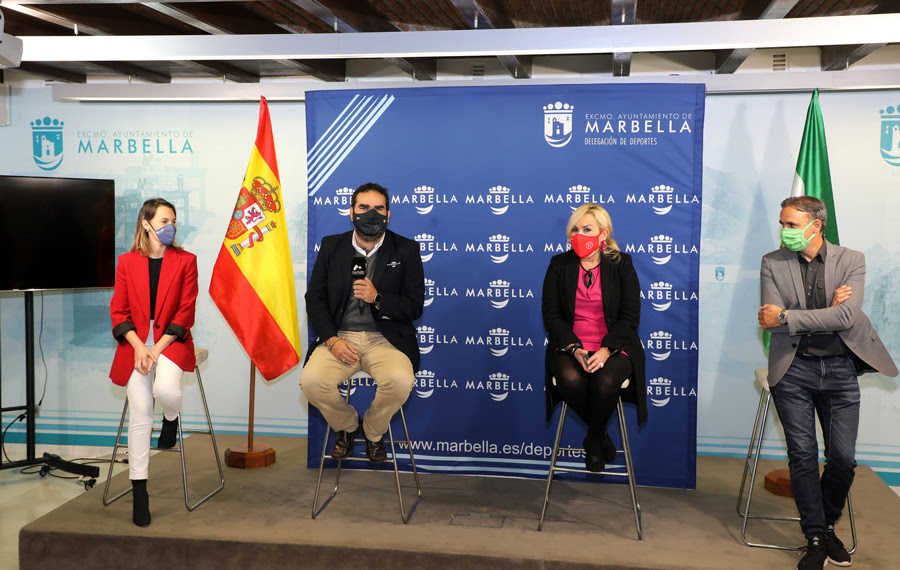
[304, 230, 425, 372]
[541, 249, 647, 424]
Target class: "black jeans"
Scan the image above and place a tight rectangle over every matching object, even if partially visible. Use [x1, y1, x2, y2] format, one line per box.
[769, 354, 860, 539]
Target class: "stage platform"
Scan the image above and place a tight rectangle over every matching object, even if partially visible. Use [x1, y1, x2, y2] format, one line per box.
[19, 434, 900, 569]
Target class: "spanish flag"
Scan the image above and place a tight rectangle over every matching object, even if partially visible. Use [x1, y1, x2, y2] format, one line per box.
[209, 97, 301, 380]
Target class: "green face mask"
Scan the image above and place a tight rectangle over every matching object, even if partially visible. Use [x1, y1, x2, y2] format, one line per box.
[781, 219, 817, 252]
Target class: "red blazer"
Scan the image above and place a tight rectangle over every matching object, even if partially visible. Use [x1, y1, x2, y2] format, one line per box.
[109, 248, 198, 386]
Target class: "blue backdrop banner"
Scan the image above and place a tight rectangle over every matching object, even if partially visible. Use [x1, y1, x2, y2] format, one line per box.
[305, 83, 704, 489]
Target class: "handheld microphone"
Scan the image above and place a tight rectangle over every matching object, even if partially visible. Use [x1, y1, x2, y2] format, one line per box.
[351, 256, 367, 315]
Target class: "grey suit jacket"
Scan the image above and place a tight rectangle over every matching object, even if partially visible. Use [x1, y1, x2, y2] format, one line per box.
[761, 242, 898, 386]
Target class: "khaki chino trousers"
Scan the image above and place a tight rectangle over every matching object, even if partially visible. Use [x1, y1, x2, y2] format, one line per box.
[300, 330, 414, 441]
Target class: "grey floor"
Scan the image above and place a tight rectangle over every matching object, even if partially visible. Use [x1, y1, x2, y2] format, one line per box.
[6, 436, 900, 569]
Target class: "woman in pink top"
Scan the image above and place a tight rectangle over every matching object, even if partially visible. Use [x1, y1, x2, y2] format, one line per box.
[542, 203, 646, 472]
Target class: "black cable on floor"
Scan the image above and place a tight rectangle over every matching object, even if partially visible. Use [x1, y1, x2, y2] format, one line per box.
[1, 413, 27, 464]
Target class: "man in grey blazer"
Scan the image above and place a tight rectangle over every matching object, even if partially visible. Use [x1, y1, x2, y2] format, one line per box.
[759, 196, 897, 570]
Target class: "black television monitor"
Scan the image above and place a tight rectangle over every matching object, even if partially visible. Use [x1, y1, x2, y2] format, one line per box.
[0, 176, 115, 291]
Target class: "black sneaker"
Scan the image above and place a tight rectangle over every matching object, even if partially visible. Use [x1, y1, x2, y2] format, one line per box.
[826, 526, 852, 567]
[798, 536, 827, 570]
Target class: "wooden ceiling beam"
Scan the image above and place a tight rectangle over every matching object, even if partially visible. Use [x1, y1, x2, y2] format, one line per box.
[16, 62, 85, 83]
[140, 3, 345, 80]
[447, 0, 531, 78]
[175, 60, 260, 83]
[821, 43, 888, 71]
[20, 4, 182, 35]
[820, 2, 900, 71]
[2, 3, 106, 35]
[129, 3, 225, 34]
[715, 0, 801, 74]
[611, 0, 636, 77]
[289, 0, 436, 80]
[275, 58, 345, 81]
[156, 3, 285, 35]
[250, 0, 335, 34]
[86, 61, 171, 83]
[306, 0, 397, 32]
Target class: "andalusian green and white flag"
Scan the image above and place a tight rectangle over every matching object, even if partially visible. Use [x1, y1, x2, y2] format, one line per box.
[791, 89, 840, 245]
[765, 90, 839, 352]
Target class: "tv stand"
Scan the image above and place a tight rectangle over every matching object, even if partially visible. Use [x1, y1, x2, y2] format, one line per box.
[0, 292, 101, 484]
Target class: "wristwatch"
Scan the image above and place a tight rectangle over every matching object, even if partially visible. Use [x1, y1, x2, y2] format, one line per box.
[374, 293, 383, 307]
[777, 309, 787, 325]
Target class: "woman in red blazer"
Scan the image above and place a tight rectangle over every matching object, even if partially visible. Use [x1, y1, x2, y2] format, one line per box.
[542, 203, 646, 473]
[109, 198, 197, 527]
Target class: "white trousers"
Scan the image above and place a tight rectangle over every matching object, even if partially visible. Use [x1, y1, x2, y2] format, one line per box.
[125, 354, 184, 480]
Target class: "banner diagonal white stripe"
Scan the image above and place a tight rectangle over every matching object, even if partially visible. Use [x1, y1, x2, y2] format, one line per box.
[308, 96, 377, 187]
[308, 95, 371, 170]
[310, 95, 394, 195]
[308, 95, 394, 196]
[307, 94, 360, 161]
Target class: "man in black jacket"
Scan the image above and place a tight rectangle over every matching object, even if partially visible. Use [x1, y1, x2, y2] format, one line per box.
[301, 182, 424, 462]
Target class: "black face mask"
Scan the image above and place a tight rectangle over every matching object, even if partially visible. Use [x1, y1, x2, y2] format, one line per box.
[352, 209, 388, 237]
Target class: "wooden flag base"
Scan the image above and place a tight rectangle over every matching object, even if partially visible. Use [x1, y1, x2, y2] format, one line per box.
[225, 443, 276, 469]
[764, 468, 794, 498]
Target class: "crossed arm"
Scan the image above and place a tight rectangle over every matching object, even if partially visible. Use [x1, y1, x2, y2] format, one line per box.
[758, 251, 865, 333]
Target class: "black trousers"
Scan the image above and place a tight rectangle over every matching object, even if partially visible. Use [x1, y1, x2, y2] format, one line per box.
[550, 350, 633, 454]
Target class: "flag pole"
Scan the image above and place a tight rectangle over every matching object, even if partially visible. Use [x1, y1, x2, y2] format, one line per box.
[224, 363, 276, 469]
[249, 363, 255, 451]
[212, 96, 299, 468]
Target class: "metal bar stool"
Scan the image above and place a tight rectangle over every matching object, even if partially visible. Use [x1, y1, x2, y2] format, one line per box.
[103, 348, 225, 512]
[736, 367, 857, 552]
[538, 378, 641, 538]
[311, 384, 423, 524]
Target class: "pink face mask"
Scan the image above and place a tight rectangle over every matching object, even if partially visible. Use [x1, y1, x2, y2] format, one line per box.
[570, 233, 601, 258]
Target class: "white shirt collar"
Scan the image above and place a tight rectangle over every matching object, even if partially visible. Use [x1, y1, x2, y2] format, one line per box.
[352, 231, 385, 257]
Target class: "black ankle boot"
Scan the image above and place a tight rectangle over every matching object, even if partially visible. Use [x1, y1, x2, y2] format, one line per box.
[598, 432, 617, 463]
[158, 416, 178, 449]
[132, 479, 151, 527]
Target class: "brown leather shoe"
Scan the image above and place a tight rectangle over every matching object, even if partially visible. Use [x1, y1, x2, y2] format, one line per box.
[331, 416, 361, 459]
[365, 435, 387, 463]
